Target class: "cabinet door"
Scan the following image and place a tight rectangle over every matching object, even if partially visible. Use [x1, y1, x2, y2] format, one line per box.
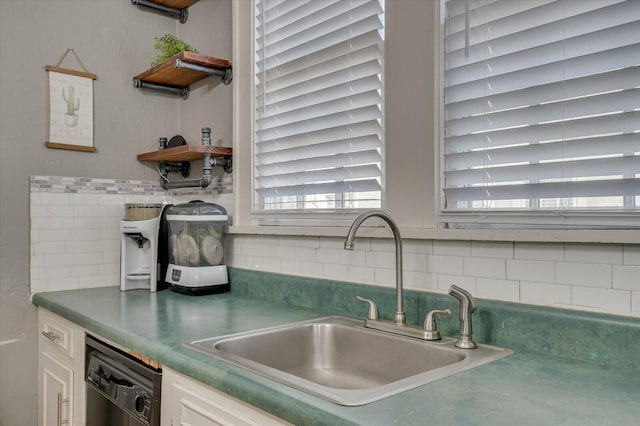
[39, 351, 73, 426]
[162, 368, 290, 426]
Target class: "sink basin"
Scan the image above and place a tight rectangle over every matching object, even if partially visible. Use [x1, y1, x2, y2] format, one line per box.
[187, 316, 513, 406]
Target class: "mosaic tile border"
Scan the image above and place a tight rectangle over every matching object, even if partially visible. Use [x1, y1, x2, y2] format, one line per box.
[30, 174, 233, 195]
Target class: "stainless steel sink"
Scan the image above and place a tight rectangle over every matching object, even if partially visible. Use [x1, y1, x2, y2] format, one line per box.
[186, 316, 513, 406]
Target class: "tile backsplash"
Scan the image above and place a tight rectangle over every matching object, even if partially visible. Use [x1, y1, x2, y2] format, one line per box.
[229, 235, 640, 317]
[30, 175, 640, 317]
[30, 175, 232, 293]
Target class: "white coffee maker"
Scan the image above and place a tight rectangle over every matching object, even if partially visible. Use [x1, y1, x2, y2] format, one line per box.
[120, 204, 166, 292]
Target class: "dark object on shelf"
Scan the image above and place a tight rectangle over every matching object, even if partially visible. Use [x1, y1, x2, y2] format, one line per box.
[139, 128, 233, 190]
[133, 52, 232, 99]
[131, 0, 199, 24]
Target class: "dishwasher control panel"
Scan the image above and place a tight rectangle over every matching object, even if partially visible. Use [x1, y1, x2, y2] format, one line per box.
[85, 335, 161, 426]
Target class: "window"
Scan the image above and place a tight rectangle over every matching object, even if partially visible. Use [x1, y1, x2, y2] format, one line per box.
[441, 0, 640, 228]
[253, 0, 385, 217]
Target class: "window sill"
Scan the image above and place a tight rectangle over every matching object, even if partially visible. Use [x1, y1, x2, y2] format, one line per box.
[228, 225, 640, 244]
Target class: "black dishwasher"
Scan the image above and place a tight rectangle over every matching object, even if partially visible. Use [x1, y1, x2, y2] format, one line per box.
[85, 335, 161, 426]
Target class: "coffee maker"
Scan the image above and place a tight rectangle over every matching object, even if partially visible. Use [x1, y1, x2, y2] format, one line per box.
[120, 204, 170, 292]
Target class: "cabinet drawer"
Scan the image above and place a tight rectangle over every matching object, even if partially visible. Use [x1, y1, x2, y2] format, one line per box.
[39, 310, 75, 360]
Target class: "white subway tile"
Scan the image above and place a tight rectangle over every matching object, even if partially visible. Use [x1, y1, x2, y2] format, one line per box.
[339, 249, 367, 266]
[294, 247, 318, 262]
[31, 255, 44, 268]
[74, 253, 103, 265]
[403, 239, 433, 255]
[374, 268, 394, 286]
[564, 243, 623, 265]
[433, 240, 471, 256]
[68, 193, 99, 205]
[245, 256, 281, 272]
[571, 287, 630, 313]
[65, 241, 95, 254]
[79, 276, 109, 289]
[94, 239, 119, 253]
[346, 265, 375, 284]
[33, 242, 66, 255]
[428, 255, 463, 275]
[98, 263, 120, 275]
[471, 241, 513, 259]
[520, 281, 571, 305]
[39, 230, 71, 243]
[69, 229, 102, 241]
[44, 253, 74, 267]
[613, 265, 640, 291]
[322, 263, 348, 281]
[275, 245, 297, 260]
[37, 192, 71, 205]
[319, 237, 345, 249]
[102, 251, 120, 264]
[70, 265, 100, 277]
[243, 242, 277, 258]
[476, 278, 519, 302]
[31, 204, 76, 218]
[464, 257, 506, 279]
[47, 277, 79, 291]
[61, 217, 101, 230]
[506, 259, 555, 283]
[632, 292, 640, 313]
[97, 194, 126, 206]
[31, 279, 48, 293]
[278, 236, 320, 249]
[403, 253, 428, 273]
[404, 271, 437, 291]
[555, 262, 611, 288]
[228, 253, 247, 268]
[370, 239, 394, 252]
[514, 242, 564, 261]
[316, 248, 340, 264]
[30, 217, 62, 230]
[623, 245, 640, 265]
[31, 230, 39, 244]
[280, 260, 323, 278]
[366, 250, 395, 269]
[437, 274, 476, 294]
[76, 205, 122, 218]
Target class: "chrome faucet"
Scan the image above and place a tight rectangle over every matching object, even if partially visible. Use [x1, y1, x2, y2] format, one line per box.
[345, 210, 405, 324]
[448, 285, 477, 349]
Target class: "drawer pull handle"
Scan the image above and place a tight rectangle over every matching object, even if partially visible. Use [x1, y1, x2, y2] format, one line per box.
[57, 392, 69, 426]
[42, 331, 61, 341]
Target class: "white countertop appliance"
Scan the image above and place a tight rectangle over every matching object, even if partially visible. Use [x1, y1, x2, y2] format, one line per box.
[120, 203, 170, 292]
[165, 201, 229, 295]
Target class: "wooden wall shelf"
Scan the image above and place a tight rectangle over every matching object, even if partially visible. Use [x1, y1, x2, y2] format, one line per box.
[133, 52, 232, 99]
[137, 145, 233, 162]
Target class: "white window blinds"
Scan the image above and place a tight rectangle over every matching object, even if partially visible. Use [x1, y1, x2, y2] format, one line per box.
[253, 0, 385, 214]
[441, 0, 640, 227]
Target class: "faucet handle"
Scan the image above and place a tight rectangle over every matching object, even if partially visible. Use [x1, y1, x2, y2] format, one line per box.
[356, 296, 380, 320]
[423, 309, 452, 340]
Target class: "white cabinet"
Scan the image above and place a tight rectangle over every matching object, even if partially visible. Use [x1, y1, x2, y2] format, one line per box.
[38, 309, 86, 426]
[161, 368, 290, 426]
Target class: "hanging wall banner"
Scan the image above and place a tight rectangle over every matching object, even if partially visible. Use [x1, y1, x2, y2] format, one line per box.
[45, 49, 97, 152]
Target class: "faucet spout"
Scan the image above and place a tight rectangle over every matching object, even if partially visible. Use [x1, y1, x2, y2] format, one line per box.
[448, 285, 477, 349]
[344, 210, 405, 324]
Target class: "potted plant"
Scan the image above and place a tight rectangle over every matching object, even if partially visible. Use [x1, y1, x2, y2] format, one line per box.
[152, 34, 198, 66]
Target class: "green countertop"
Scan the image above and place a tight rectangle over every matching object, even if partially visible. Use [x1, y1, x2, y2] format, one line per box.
[33, 285, 640, 425]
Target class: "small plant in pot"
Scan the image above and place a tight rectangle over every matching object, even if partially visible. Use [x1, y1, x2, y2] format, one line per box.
[152, 34, 198, 66]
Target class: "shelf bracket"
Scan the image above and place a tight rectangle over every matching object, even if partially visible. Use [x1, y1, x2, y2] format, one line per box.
[174, 59, 233, 85]
[131, 0, 189, 23]
[133, 79, 190, 100]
